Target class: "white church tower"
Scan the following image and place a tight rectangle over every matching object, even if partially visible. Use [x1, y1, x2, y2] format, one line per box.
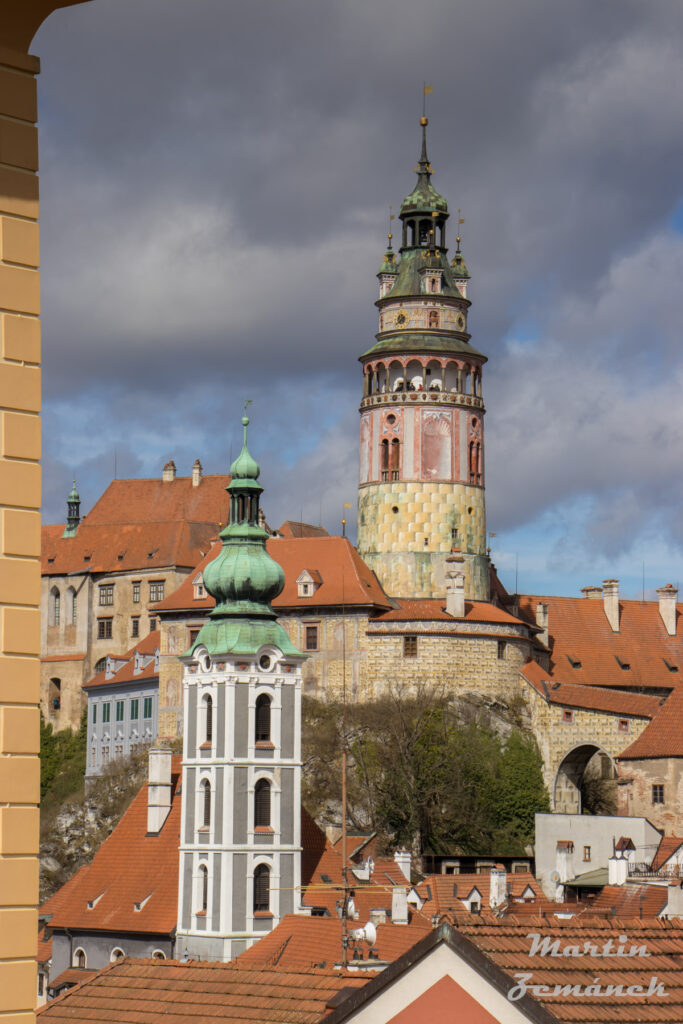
[176, 414, 305, 960]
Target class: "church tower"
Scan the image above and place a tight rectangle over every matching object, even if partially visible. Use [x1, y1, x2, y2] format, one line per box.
[176, 415, 305, 961]
[357, 118, 489, 600]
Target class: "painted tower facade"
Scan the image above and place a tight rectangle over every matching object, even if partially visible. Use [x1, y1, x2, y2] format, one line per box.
[176, 417, 305, 961]
[357, 118, 489, 600]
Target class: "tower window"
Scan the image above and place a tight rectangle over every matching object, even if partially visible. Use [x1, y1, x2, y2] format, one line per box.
[50, 587, 60, 626]
[253, 864, 270, 913]
[201, 779, 211, 828]
[198, 864, 208, 914]
[204, 694, 213, 744]
[255, 694, 271, 743]
[497, 641, 506, 660]
[428, 310, 440, 327]
[254, 779, 271, 828]
[403, 635, 417, 658]
[381, 439, 389, 481]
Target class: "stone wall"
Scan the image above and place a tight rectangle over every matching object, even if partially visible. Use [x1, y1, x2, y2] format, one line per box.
[617, 758, 683, 834]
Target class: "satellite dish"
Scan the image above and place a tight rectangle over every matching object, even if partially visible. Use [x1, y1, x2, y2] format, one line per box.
[349, 921, 377, 947]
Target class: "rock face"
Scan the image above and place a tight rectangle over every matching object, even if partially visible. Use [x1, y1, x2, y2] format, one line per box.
[39, 751, 153, 901]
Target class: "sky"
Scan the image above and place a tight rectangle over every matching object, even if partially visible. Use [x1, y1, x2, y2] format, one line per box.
[33, 0, 683, 598]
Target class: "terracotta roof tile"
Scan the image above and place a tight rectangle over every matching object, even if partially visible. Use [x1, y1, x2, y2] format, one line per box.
[370, 599, 528, 626]
[518, 593, 683, 690]
[37, 924, 52, 964]
[652, 837, 683, 871]
[278, 522, 330, 539]
[237, 914, 429, 970]
[40, 760, 181, 935]
[37, 958, 370, 1024]
[589, 883, 669, 917]
[82, 631, 160, 691]
[42, 474, 230, 576]
[618, 688, 683, 760]
[414, 871, 553, 918]
[48, 968, 97, 992]
[154, 537, 391, 613]
[521, 660, 662, 718]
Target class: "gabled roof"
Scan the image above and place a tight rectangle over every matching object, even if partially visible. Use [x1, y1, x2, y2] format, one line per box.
[589, 883, 669, 917]
[414, 872, 552, 918]
[37, 958, 371, 1024]
[369, 599, 528, 627]
[618, 687, 683, 760]
[42, 474, 230, 576]
[521, 661, 662, 718]
[154, 537, 391, 613]
[278, 522, 330, 539]
[237, 914, 430, 970]
[518, 593, 683, 690]
[41, 760, 181, 934]
[652, 836, 683, 871]
[82, 631, 160, 691]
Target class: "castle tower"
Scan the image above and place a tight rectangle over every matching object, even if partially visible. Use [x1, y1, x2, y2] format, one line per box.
[62, 480, 80, 538]
[357, 118, 489, 600]
[176, 415, 305, 961]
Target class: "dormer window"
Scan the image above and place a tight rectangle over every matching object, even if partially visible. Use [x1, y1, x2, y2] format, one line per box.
[297, 570, 322, 598]
[193, 573, 206, 600]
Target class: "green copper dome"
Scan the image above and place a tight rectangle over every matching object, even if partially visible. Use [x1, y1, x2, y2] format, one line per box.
[188, 415, 301, 659]
[68, 480, 80, 502]
[377, 244, 398, 276]
[451, 249, 470, 280]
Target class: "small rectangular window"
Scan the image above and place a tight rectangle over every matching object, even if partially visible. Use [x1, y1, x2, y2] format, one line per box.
[189, 628, 201, 646]
[497, 640, 506, 660]
[653, 784, 665, 804]
[132, 581, 140, 603]
[403, 635, 417, 658]
[99, 584, 114, 606]
[92, 704, 97, 725]
[102, 703, 111, 724]
[116, 700, 124, 722]
[583, 845, 591, 862]
[618, 718, 630, 733]
[130, 698, 139, 720]
[149, 581, 165, 602]
[305, 625, 319, 651]
[562, 709, 574, 724]
[143, 697, 153, 719]
[149, 617, 157, 632]
[97, 618, 113, 640]
[101, 745, 109, 764]
[131, 617, 140, 638]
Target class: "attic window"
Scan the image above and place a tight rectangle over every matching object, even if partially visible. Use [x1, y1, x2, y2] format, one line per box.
[321, 874, 333, 884]
[47, 556, 55, 564]
[117, 552, 125, 561]
[562, 709, 574, 724]
[87, 891, 105, 909]
[193, 573, 206, 600]
[664, 659, 679, 673]
[615, 656, 631, 671]
[566, 654, 582, 669]
[297, 570, 321, 599]
[134, 893, 152, 912]
[618, 718, 630, 733]
[83, 554, 91, 562]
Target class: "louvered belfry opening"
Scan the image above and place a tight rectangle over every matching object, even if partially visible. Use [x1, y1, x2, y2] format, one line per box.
[253, 864, 270, 912]
[254, 778, 271, 827]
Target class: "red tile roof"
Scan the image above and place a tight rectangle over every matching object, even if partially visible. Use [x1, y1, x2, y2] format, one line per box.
[652, 836, 683, 871]
[82, 631, 160, 691]
[154, 537, 391, 613]
[37, 924, 52, 964]
[370, 599, 528, 626]
[40, 760, 181, 935]
[37, 958, 371, 1024]
[278, 522, 330, 539]
[237, 914, 430, 970]
[48, 968, 97, 992]
[40, 653, 86, 663]
[518, 593, 683, 690]
[589, 883, 669, 917]
[414, 872, 553, 918]
[618, 687, 683, 760]
[42, 474, 230, 576]
[521, 660, 662, 718]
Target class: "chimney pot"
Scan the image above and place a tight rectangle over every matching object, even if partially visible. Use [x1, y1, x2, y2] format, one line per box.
[162, 460, 176, 483]
[192, 459, 203, 487]
[394, 847, 411, 882]
[602, 579, 620, 632]
[581, 585, 603, 600]
[657, 584, 678, 636]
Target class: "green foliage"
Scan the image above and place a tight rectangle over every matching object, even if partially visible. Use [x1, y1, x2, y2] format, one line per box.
[40, 709, 87, 809]
[302, 690, 550, 857]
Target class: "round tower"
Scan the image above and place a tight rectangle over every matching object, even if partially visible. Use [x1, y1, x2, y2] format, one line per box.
[357, 118, 489, 600]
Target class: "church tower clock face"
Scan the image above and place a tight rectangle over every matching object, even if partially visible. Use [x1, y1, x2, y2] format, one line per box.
[357, 117, 489, 602]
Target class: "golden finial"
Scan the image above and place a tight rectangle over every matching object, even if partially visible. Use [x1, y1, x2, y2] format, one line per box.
[420, 116, 428, 127]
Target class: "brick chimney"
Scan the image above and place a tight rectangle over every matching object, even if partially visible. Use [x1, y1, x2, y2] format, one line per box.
[535, 602, 549, 646]
[147, 747, 172, 834]
[192, 458, 203, 487]
[581, 585, 602, 599]
[445, 552, 466, 618]
[162, 460, 176, 483]
[657, 584, 678, 636]
[602, 579, 620, 632]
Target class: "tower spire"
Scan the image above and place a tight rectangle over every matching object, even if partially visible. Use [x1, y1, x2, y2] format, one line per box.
[63, 480, 80, 538]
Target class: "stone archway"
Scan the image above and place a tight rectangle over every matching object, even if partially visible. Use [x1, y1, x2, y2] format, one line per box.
[553, 743, 617, 814]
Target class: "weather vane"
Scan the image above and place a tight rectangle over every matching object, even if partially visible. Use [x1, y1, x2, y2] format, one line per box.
[456, 208, 465, 250]
[244, 399, 252, 415]
[422, 82, 433, 118]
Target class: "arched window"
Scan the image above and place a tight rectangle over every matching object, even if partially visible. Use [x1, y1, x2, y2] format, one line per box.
[67, 586, 77, 625]
[380, 439, 389, 481]
[390, 438, 400, 481]
[201, 779, 211, 828]
[49, 677, 61, 712]
[419, 219, 430, 245]
[428, 310, 440, 328]
[253, 864, 270, 913]
[198, 864, 208, 913]
[50, 587, 60, 626]
[73, 948, 86, 968]
[152, 949, 166, 960]
[110, 948, 125, 963]
[203, 694, 213, 744]
[94, 657, 107, 674]
[255, 694, 271, 743]
[254, 779, 271, 828]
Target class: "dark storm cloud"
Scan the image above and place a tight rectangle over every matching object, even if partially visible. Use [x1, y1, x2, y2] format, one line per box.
[34, 0, 683, 568]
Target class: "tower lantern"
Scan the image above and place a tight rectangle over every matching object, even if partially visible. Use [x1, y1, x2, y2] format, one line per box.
[63, 480, 80, 538]
[357, 118, 489, 600]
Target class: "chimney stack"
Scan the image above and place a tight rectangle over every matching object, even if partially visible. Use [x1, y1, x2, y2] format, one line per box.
[147, 747, 172, 834]
[394, 848, 411, 882]
[607, 854, 628, 886]
[192, 458, 203, 488]
[391, 887, 408, 925]
[445, 553, 466, 618]
[581, 585, 602, 600]
[602, 579, 620, 632]
[657, 584, 678, 636]
[489, 865, 507, 909]
[162, 460, 176, 483]
[535, 602, 549, 647]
